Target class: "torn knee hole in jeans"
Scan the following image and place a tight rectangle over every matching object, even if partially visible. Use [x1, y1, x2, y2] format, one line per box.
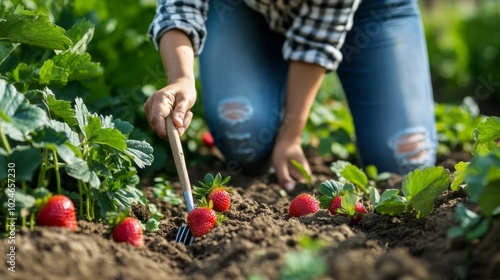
[218, 98, 253, 125]
[394, 133, 428, 161]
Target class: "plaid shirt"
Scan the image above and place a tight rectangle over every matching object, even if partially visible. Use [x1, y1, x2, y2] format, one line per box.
[149, 0, 361, 71]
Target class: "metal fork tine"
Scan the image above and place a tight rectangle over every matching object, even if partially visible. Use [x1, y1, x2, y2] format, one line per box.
[175, 226, 194, 245]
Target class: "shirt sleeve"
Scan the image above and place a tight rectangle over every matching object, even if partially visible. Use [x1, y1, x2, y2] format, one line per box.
[283, 0, 361, 71]
[148, 0, 208, 55]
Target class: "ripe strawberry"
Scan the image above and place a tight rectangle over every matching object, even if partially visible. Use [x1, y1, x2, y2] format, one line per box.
[208, 188, 231, 212]
[328, 196, 368, 225]
[37, 195, 78, 231]
[202, 131, 215, 148]
[194, 173, 232, 213]
[112, 217, 145, 247]
[289, 193, 320, 217]
[187, 207, 218, 238]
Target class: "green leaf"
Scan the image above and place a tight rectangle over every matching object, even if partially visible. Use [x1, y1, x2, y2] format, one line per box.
[95, 190, 116, 218]
[451, 161, 469, 191]
[4, 146, 42, 182]
[65, 158, 100, 188]
[291, 159, 312, 185]
[84, 115, 127, 152]
[65, 19, 94, 54]
[318, 179, 344, 197]
[0, 42, 18, 66]
[125, 139, 154, 168]
[0, 80, 48, 140]
[340, 165, 368, 192]
[369, 187, 380, 205]
[3, 188, 35, 211]
[37, 59, 67, 85]
[74, 97, 89, 133]
[144, 218, 160, 232]
[330, 160, 350, 177]
[374, 189, 406, 216]
[473, 116, 500, 156]
[31, 126, 68, 148]
[51, 51, 102, 81]
[402, 166, 451, 218]
[48, 120, 80, 147]
[341, 193, 357, 216]
[46, 93, 78, 128]
[465, 151, 500, 217]
[365, 165, 378, 180]
[8, 63, 34, 84]
[0, 5, 72, 50]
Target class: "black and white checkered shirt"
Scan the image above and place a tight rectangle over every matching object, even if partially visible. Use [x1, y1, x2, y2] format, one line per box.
[149, 0, 361, 71]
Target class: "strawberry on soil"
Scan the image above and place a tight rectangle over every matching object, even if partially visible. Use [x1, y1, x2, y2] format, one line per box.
[36, 195, 78, 231]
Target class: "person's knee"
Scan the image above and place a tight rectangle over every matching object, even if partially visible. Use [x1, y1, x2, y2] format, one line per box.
[389, 128, 436, 174]
[214, 98, 277, 172]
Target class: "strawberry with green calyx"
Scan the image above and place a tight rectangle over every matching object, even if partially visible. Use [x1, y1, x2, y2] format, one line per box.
[319, 180, 368, 225]
[107, 211, 144, 247]
[36, 194, 78, 231]
[194, 172, 232, 213]
[289, 193, 320, 217]
[187, 199, 226, 238]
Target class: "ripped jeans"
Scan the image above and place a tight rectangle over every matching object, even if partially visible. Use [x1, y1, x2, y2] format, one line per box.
[199, 0, 437, 175]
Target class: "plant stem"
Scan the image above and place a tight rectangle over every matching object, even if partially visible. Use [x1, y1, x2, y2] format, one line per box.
[37, 149, 49, 189]
[29, 212, 35, 231]
[82, 181, 92, 221]
[77, 180, 84, 217]
[52, 149, 61, 194]
[0, 123, 11, 153]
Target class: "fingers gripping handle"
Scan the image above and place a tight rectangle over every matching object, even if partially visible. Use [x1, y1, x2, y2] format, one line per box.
[166, 117, 195, 213]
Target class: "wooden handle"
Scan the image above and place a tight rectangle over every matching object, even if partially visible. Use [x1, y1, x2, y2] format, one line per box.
[166, 116, 195, 212]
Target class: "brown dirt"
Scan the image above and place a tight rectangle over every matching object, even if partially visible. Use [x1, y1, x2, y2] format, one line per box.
[1, 151, 498, 280]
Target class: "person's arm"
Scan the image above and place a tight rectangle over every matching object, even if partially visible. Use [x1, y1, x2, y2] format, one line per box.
[272, 61, 325, 190]
[144, 30, 197, 139]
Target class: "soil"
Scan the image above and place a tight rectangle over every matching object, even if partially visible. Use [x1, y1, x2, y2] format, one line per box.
[1, 149, 499, 280]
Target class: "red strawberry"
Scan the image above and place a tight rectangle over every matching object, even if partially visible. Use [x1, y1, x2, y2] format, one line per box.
[194, 173, 232, 213]
[37, 195, 78, 231]
[208, 188, 231, 212]
[187, 207, 218, 238]
[328, 196, 368, 225]
[202, 131, 215, 148]
[289, 193, 320, 217]
[112, 217, 145, 247]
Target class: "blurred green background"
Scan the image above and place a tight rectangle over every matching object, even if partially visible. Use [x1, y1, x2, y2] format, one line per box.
[2, 0, 499, 175]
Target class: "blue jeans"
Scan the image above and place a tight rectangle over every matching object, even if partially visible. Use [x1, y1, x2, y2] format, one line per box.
[200, 0, 437, 175]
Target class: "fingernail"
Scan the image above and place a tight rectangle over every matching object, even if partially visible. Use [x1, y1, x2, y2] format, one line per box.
[178, 127, 186, 136]
[175, 116, 183, 125]
[284, 182, 295, 192]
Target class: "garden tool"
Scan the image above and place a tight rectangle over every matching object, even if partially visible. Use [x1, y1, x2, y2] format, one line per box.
[166, 116, 195, 245]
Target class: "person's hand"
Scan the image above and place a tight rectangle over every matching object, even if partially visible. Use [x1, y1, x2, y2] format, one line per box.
[271, 132, 312, 192]
[144, 78, 196, 140]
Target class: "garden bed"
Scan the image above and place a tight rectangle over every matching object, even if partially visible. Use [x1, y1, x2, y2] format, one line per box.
[1, 151, 498, 280]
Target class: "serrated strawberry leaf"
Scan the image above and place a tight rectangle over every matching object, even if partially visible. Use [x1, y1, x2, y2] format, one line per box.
[74, 97, 89, 133]
[65, 158, 100, 188]
[125, 139, 154, 169]
[37, 59, 67, 85]
[318, 179, 344, 197]
[402, 166, 451, 218]
[46, 94, 78, 128]
[0, 80, 48, 140]
[374, 189, 406, 216]
[65, 19, 94, 54]
[84, 115, 127, 152]
[0, 5, 72, 50]
[451, 161, 469, 191]
[465, 151, 500, 217]
[340, 165, 368, 192]
[340, 193, 357, 217]
[473, 116, 500, 156]
[48, 120, 80, 147]
[51, 51, 102, 81]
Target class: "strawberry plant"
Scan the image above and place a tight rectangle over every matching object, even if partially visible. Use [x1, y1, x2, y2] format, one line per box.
[0, 5, 156, 231]
[279, 236, 327, 280]
[318, 179, 367, 224]
[370, 166, 451, 218]
[193, 173, 232, 213]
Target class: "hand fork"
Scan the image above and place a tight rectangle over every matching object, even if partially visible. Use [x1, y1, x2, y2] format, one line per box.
[166, 116, 196, 246]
